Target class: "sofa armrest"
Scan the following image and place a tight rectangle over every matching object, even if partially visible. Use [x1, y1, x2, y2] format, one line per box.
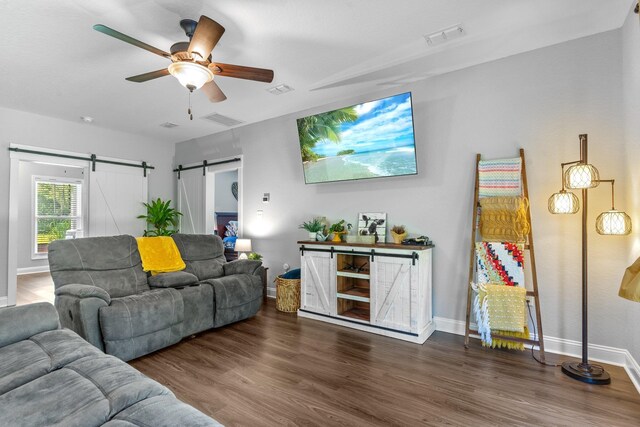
[0, 302, 60, 348]
[148, 271, 199, 288]
[55, 284, 111, 304]
[223, 259, 262, 276]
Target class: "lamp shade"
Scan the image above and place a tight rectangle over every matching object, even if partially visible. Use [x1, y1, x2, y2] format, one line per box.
[548, 190, 579, 214]
[234, 238, 252, 253]
[168, 61, 213, 90]
[595, 210, 632, 235]
[564, 163, 600, 189]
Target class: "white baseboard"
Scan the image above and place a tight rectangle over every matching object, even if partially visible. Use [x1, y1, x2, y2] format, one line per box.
[434, 316, 640, 394]
[17, 265, 50, 275]
[625, 351, 640, 393]
[0, 297, 7, 307]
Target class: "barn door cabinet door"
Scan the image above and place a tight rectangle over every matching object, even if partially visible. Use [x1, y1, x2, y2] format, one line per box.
[301, 252, 336, 315]
[370, 256, 417, 333]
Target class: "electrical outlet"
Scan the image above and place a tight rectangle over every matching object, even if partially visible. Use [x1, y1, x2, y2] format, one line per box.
[257, 210, 263, 218]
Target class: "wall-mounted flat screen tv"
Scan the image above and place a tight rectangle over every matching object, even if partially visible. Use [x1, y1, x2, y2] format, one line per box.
[297, 92, 417, 184]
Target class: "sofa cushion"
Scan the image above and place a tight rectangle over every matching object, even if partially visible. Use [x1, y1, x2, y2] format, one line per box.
[0, 368, 109, 427]
[104, 395, 222, 427]
[0, 354, 173, 427]
[204, 274, 263, 327]
[49, 235, 149, 298]
[148, 271, 199, 288]
[0, 329, 104, 395]
[66, 355, 173, 416]
[172, 234, 227, 281]
[176, 284, 215, 336]
[99, 289, 184, 361]
[0, 302, 59, 348]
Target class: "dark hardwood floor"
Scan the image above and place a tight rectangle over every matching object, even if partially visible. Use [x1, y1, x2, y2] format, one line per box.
[16, 272, 54, 306]
[130, 301, 640, 426]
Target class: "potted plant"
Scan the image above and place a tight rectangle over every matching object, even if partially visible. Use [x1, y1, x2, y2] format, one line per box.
[329, 220, 352, 242]
[299, 218, 324, 241]
[391, 225, 408, 244]
[137, 198, 182, 236]
[248, 252, 263, 260]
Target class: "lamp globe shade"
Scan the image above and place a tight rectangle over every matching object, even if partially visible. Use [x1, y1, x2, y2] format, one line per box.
[548, 190, 580, 214]
[564, 163, 600, 189]
[596, 210, 632, 235]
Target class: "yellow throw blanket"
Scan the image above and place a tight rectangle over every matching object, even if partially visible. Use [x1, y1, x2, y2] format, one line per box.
[479, 196, 530, 243]
[472, 283, 528, 350]
[137, 236, 186, 275]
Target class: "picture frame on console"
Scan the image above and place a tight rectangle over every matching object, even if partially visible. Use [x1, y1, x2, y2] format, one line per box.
[357, 212, 387, 243]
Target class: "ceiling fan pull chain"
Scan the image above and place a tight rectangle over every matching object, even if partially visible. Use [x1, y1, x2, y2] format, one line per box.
[188, 91, 193, 120]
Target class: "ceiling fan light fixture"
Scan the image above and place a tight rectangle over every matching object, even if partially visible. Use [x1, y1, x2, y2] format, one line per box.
[168, 61, 213, 90]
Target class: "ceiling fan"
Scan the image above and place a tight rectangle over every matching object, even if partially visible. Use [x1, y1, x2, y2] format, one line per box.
[93, 15, 274, 107]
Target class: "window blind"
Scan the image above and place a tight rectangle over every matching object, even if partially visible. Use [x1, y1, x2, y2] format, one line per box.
[34, 179, 82, 254]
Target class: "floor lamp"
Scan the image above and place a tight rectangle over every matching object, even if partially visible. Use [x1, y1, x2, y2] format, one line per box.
[548, 134, 632, 385]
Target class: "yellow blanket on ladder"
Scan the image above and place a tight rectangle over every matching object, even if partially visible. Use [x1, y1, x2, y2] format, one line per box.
[473, 283, 528, 350]
[136, 236, 186, 275]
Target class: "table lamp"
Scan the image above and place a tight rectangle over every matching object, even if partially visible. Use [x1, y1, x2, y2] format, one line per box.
[235, 239, 252, 259]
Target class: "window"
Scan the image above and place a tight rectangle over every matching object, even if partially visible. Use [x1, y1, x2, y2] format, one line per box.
[33, 177, 82, 255]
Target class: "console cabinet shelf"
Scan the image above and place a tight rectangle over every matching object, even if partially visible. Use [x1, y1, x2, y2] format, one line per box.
[298, 241, 434, 344]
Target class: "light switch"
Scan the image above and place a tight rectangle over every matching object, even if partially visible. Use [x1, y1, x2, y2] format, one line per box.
[262, 193, 270, 203]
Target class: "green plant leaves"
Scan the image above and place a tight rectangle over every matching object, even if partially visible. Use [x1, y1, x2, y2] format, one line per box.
[138, 198, 183, 236]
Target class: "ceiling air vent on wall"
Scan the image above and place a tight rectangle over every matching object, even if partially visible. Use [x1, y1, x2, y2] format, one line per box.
[200, 113, 244, 127]
[160, 122, 178, 128]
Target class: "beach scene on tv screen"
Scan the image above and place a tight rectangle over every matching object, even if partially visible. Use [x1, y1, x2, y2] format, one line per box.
[298, 92, 417, 183]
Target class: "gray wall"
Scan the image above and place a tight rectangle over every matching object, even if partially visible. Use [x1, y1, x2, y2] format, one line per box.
[175, 29, 637, 351]
[622, 7, 640, 364]
[214, 169, 238, 213]
[0, 107, 175, 298]
[17, 162, 85, 270]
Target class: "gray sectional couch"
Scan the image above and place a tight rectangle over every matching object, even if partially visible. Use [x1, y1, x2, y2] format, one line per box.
[0, 302, 219, 426]
[49, 233, 264, 361]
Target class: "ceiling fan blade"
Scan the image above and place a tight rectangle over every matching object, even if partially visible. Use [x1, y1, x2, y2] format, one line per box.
[188, 16, 225, 60]
[201, 80, 227, 102]
[209, 63, 274, 83]
[93, 24, 171, 59]
[125, 68, 170, 83]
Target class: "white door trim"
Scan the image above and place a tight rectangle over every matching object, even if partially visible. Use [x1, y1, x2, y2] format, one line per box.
[206, 156, 244, 237]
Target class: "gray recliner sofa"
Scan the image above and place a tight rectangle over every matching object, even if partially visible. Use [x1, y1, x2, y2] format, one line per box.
[49, 234, 263, 361]
[0, 302, 219, 427]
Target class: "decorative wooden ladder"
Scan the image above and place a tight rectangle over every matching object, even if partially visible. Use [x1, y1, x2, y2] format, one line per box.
[463, 149, 545, 361]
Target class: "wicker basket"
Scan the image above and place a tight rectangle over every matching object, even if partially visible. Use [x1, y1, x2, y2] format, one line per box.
[275, 275, 301, 313]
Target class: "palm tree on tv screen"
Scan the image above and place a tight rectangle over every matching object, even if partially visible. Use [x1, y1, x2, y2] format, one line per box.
[298, 107, 358, 162]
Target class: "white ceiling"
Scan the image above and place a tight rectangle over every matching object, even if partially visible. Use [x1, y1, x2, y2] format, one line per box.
[0, 0, 634, 144]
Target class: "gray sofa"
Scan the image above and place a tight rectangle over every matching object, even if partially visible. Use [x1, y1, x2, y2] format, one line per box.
[0, 302, 219, 427]
[49, 234, 263, 361]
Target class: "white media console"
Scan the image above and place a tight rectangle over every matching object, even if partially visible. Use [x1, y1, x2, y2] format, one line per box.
[297, 241, 434, 344]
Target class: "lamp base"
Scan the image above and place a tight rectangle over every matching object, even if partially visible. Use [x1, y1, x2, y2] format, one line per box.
[561, 361, 611, 385]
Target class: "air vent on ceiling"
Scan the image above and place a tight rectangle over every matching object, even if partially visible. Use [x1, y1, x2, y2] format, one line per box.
[424, 24, 465, 47]
[160, 122, 178, 128]
[200, 113, 244, 127]
[267, 84, 294, 95]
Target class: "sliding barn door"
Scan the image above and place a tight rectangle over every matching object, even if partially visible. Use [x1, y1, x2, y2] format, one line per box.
[177, 170, 206, 234]
[301, 252, 336, 315]
[89, 164, 148, 237]
[370, 257, 417, 333]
